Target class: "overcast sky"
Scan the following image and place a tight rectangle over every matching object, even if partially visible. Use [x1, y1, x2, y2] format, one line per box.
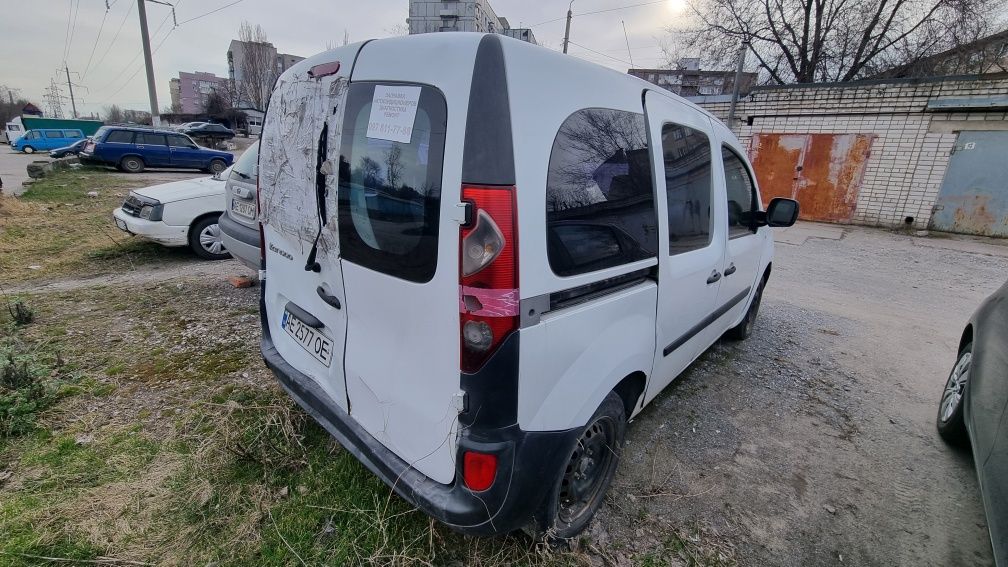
[3, 0, 686, 118]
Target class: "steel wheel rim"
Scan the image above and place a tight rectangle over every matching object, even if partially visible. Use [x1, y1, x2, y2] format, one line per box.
[557, 416, 616, 525]
[126, 158, 139, 170]
[940, 352, 971, 423]
[211, 161, 224, 173]
[199, 223, 226, 255]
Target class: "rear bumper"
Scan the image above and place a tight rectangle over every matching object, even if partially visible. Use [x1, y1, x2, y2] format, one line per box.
[260, 301, 577, 535]
[218, 212, 260, 271]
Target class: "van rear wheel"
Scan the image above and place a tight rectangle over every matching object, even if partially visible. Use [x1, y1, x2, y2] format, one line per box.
[531, 391, 625, 540]
[726, 275, 767, 341]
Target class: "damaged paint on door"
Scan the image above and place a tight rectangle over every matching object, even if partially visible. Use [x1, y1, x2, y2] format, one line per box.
[750, 133, 875, 223]
[929, 131, 1008, 237]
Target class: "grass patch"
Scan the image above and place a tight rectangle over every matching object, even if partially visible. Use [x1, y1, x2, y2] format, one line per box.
[0, 168, 186, 284]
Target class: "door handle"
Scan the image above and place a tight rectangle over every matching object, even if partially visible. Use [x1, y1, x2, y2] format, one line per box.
[316, 286, 341, 309]
[724, 263, 737, 276]
[706, 270, 722, 284]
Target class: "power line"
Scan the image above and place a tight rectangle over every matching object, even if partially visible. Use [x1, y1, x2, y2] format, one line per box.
[81, 3, 112, 78]
[63, 0, 82, 63]
[567, 40, 633, 66]
[177, 0, 245, 25]
[530, 0, 666, 28]
[89, 1, 135, 79]
[96, 24, 175, 105]
[96, 9, 172, 94]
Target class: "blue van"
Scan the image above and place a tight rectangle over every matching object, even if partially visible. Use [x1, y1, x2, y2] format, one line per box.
[12, 129, 86, 153]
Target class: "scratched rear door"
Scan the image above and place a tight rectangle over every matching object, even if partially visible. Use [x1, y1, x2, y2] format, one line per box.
[259, 45, 360, 413]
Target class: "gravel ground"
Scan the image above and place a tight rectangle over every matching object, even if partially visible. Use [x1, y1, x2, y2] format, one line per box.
[8, 221, 1007, 565]
[590, 224, 1008, 566]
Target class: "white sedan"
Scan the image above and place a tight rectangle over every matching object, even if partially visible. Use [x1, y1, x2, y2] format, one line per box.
[112, 170, 231, 260]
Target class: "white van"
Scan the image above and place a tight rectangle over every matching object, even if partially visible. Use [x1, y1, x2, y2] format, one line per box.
[257, 33, 798, 538]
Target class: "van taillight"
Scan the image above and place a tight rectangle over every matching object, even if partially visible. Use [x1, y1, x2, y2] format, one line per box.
[257, 177, 266, 268]
[459, 185, 518, 373]
[462, 450, 498, 492]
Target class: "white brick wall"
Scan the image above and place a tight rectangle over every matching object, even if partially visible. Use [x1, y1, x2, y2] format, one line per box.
[693, 75, 1008, 229]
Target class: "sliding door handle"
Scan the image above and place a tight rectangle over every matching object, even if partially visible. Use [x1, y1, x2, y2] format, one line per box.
[706, 270, 722, 284]
[724, 263, 737, 276]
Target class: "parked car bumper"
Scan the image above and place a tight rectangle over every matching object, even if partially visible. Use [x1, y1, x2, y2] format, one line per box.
[259, 298, 578, 535]
[219, 212, 260, 271]
[112, 207, 188, 247]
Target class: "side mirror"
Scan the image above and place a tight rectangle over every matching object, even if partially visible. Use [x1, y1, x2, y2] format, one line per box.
[765, 198, 800, 227]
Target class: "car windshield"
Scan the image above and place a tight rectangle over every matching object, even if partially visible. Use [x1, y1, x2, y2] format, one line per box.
[230, 142, 259, 180]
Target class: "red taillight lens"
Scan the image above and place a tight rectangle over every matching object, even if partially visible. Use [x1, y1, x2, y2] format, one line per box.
[459, 185, 518, 373]
[463, 450, 498, 492]
[257, 177, 266, 267]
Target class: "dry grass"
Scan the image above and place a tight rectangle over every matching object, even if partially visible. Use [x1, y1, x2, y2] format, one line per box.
[0, 169, 181, 284]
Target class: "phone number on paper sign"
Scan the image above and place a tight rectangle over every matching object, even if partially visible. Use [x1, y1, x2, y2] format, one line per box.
[367, 121, 413, 142]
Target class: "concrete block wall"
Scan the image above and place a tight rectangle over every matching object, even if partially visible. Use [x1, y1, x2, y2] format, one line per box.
[692, 75, 1008, 229]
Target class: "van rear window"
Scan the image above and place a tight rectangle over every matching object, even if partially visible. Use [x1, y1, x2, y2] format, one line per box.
[337, 82, 447, 283]
[546, 108, 658, 277]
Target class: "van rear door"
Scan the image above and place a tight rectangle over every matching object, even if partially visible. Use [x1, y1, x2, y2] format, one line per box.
[335, 80, 459, 484]
[259, 47, 361, 413]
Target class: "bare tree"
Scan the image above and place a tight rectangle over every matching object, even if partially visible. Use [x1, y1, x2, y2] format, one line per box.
[237, 22, 277, 110]
[203, 89, 229, 115]
[0, 85, 31, 129]
[384, 146, 403, 188]
[103, 104, 123, 123]
[666, 0, 999, 83]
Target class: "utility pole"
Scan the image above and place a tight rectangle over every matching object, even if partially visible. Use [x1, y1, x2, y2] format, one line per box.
[562, 1, 573, 54]
[137, 0, 161, 126]
[726, 40, 749, 130]
[65, 64, 78, 118]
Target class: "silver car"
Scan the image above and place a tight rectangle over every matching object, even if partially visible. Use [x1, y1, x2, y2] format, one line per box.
[218, 141, 260, 270]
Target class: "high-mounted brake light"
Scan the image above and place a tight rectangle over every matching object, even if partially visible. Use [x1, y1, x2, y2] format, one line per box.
[307, 61, 341, 79]
[463, 451, 498, 492]
[459, 185, 518, 373]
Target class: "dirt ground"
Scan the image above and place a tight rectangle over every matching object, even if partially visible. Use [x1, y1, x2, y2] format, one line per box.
[589, 223, 1008, 566]
[4, 220, 1007, 565]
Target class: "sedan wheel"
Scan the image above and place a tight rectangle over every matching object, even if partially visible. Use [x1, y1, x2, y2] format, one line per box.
[936, 343, 972, 445]
[189, 217, 231, 260]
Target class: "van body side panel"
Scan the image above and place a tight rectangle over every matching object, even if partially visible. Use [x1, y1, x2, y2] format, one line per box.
[499, 39, 660, 431]
[340, 35, 480, 484]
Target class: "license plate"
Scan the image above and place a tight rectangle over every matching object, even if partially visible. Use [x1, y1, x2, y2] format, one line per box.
[115, 217, 128, 231]
[231, 198, 256, 219]
[281, 309, 333, 367]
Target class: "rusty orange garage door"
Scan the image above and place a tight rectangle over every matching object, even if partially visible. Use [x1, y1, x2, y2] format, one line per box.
[749, 133, 874, 222]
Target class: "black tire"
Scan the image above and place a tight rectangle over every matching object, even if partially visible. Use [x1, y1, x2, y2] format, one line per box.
[119, 155, 145, 173]
[532, 391, 626, 540]
[208, 159, 227, 174]
[937, 342, 972, 446]
[188, 216, 230, 261]
[22, 146, 35, 154]
[726, 274, 767, 341]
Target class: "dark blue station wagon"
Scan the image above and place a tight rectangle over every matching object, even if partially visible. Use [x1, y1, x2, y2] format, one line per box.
[80, 126, 233, 174]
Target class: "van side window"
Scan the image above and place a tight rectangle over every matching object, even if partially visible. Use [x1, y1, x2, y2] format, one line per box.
[722, 146, 758, 238]
[105, 130, 134, 144]
[338, 82, 447, 283]
[45, 131, 62, 139]
[661, 123, 712, 255]
[546, 108, 657, 277]
[64, 130, 83, 138]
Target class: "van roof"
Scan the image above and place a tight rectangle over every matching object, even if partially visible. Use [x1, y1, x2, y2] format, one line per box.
[279, 32, 722, 127]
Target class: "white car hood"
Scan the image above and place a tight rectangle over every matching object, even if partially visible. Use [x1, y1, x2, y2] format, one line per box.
[132, 174, 226, 203]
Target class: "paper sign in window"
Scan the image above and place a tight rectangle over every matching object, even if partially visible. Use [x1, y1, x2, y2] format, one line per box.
[366, 85, 422, 144]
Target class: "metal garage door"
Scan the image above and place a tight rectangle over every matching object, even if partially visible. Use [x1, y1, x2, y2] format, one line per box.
[929, 131, 1008, 237]
[749, 133, 875, 222]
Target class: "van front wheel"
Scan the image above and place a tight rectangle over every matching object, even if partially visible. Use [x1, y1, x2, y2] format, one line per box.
[22, 146, 35, 154]
[532, 391, 625, 540]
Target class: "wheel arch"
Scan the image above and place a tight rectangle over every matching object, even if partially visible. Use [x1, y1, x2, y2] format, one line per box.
[187, 211, 225, 241]
[959, 324, 973, 354]
[613, 371, 647, 420]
